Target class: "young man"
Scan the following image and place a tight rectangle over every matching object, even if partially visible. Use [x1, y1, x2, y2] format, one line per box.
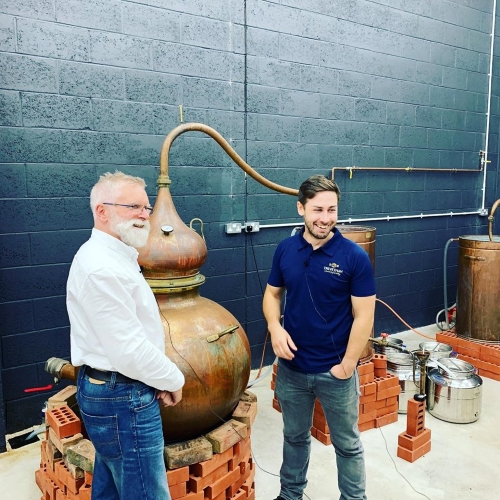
[263, 174, 376, 500]
[67, 171, 185, 500]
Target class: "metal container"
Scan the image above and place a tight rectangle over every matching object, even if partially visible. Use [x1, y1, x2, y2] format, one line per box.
[427, 358, 482, 423]
[419, 341, 454, 396]
[337, 225, 376, 362]
[386, 353, 420, 413]
[455, 235, 500, 342]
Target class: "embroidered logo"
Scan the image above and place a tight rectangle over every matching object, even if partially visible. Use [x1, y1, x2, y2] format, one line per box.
[324, 262, 343, 276]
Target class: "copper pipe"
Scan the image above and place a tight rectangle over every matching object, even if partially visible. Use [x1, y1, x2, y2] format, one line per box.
[488, 198, 500, 241]
[331, 165, 483, 180]
[158, 122, 298, 196]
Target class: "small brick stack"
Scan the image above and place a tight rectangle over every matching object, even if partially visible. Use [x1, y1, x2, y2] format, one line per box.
[397, 400, 431, 463]
[271, 354, 401, 445]
[35, 386, 93, 499]
[36, 386, 256, 500]
[436, 330, 500, 382]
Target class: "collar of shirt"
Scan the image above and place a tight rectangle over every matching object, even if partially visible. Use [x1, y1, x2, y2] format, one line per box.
[296, 227, 342, 257]
[91, 228, 140, 265]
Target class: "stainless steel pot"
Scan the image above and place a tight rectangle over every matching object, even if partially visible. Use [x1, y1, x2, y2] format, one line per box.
[419, 341, 454, 395]
[386, 353, 420, 413]
[374, 337, 404, 356]
[427, 358, 482, 423]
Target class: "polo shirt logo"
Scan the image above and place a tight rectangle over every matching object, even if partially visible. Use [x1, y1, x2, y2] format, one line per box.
[324, 262, 343, 276]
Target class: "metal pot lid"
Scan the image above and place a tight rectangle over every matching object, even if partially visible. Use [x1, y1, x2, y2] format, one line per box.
[436, 358, 475, 378]
[419, 342, 452, 353]
[387, 352, 413, 365]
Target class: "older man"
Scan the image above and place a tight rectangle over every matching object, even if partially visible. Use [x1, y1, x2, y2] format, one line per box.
[67, 171, 184, 500]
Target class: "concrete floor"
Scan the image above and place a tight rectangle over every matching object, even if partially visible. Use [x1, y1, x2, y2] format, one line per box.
[1, 326, 499, 500]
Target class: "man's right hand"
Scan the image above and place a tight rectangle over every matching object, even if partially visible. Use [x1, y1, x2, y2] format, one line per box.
[156, 388, 183, 407]
[270, 325, 297, 360]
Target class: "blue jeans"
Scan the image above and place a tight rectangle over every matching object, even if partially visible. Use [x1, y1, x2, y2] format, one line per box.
[76, 368, 170, 500]
[275, 361, 366, 500]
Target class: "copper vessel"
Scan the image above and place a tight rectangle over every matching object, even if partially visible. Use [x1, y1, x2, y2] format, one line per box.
[337, 225, 376, 362]
[455, 234, 500, 342]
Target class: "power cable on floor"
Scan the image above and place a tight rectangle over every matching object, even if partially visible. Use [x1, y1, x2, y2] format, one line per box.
[378, 426, 432, 500]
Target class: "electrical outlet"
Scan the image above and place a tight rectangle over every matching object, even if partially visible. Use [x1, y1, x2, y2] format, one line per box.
[244, 221, 260, 232]
[225, 222, 243, 234]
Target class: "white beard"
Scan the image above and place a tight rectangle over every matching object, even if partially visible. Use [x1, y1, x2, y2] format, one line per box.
[110, 215, 150, 249]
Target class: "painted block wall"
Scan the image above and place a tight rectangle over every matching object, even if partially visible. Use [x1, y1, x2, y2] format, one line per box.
[1, 0, 499, 440]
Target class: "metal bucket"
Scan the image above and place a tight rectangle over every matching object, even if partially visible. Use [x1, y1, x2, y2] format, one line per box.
[456, 235, 500, 342]
[419, 341, 454, 396]
[427, 358, 483, 423]
[338, 225, 376, 362]
[386, 353, 420, 413]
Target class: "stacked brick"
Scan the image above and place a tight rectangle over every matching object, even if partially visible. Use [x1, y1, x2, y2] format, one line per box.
[35, 386, 93, 499]
[36, 386, 256, 500]
[436, 330, 500, 382]
[271, 354, 401, 445]
[397, 400, 431, 463]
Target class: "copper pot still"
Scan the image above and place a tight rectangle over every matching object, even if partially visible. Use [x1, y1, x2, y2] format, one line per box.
[337, 225, 376, 362]
[455, 234, 500, 342]
[139, 183, 251, 443]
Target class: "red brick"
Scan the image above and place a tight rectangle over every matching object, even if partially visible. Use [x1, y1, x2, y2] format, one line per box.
[357, 361, 374, 376]
[314, 428, 331, 445]
[183, 491, 205, 500]
[436, 331, 458, 349]
[478, 369, 500, 382]
[272, 398, 281, 413]
[46, 406, 81, 440]
[480, 344, 500, 363]
[314, 399, 324, 414]
[375, 373, 399, 392]
[55, 461, 84, 495]
[375, 412, 398, 428]
[362, 381, 377, 395]
[398, 428, 431, 451]
[35, 468, 46, 494]
[374, 367, 387, 378]
[376, 402, 399, 418]
[359, 392, 377, 404]
[84, 471, 92, 486]
[358, 410, 377, 425]
[188, 463, 229, 493]
[227, 459, 253, 497]
[56, 489, 69, 500]
[77, 485, 92, 500]
[358, 420, 375, 432]
[205, 467, 241, 499]
[373, 354, 387, 369]
[456, 338, 481, 357]
[397, 439, 431, 463]
[231, 437, 251, 470]
[169, 481, 187, 500]
[167, 466, 189, 486]
[406, 400, 426, 437]
[230, 489, 247, 500]
[359, 372, 375, 385]
[376, 385, 401, 401]
[312, 415, 329, 434]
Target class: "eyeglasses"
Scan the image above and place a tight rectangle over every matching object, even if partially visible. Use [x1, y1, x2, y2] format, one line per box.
[103, 203, 154, 214]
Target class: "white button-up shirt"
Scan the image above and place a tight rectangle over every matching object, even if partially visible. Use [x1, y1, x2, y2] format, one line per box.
[67, 228, 184, 392]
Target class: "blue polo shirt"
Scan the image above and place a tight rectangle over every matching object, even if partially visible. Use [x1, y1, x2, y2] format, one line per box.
[268, 227, 376, 374]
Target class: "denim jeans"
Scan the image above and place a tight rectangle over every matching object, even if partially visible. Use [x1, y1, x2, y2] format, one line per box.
[76, 368, 170, 500]
[275, 361, 366, 500]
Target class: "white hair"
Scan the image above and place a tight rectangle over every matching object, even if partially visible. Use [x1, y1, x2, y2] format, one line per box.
[90, 171, 147, 215]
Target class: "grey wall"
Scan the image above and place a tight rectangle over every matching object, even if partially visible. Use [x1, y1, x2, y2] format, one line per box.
[1, 0, 499, 441]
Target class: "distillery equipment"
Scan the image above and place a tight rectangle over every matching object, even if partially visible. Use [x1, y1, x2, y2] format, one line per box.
[455, 198, 500, 342]
[337, 225, 377, 362]
[427, 358, 483, 423]
[386, 352, 420, 413]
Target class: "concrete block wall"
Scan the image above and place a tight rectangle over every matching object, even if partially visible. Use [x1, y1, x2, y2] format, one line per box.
[1, 0, 499, 442]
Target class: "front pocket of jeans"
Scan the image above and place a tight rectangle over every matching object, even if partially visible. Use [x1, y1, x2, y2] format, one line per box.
[79, 410, 122, 459]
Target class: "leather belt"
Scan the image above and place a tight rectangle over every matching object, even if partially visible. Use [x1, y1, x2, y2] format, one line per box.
[84, 366, 136, 384]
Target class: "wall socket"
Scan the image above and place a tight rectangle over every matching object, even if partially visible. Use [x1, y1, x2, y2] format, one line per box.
[225, 222, 243, 234]
[244, 222, 260, 232]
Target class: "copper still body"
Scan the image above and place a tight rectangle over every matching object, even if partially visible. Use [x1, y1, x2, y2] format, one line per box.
[337, 225, 376, 362]
[455, 199, 500, 342]
[455, 234, 500, 342]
